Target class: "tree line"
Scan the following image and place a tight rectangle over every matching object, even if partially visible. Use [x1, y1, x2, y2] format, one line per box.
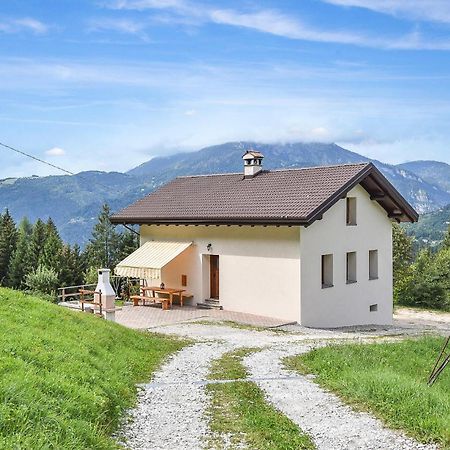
[393, 223, 450, 310]
[0, 204, 138, 297]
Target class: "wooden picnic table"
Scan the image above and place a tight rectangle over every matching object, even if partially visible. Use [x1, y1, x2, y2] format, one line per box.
[141, 286, 186, 308]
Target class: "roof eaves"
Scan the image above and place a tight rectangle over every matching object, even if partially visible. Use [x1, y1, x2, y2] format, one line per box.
[367, 164, 419, 222]
[109, 216, 309, 226]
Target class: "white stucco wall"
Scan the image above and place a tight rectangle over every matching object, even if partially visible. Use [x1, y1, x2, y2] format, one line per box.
[299, 184, 393, 328]
[140, 225, 301, 322]
[137, 183, 394, 327]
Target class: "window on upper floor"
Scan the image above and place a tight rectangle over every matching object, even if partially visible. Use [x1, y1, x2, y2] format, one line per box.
[346, 197, 357, 226]
[346, 251, 357, 284]
[321, 254, 333, 288]
[369, 249, 379, 280]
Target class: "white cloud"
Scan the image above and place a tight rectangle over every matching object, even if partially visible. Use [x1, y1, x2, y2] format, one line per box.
[89, 18, 146, 34]
[208, 9, 450, 50]
[87, 17, 147, 36]
[111, 0, 186, 10]
[209, 9, 366, 45]
[184, 109, 196, 116]
[310, 127, 330, 138]
[45, 147, 66, 156]
[340, 136, 450, 165]
[321, 0, 450, 24]
[0, 17, 48, 34]
[102, 1, 450, 50]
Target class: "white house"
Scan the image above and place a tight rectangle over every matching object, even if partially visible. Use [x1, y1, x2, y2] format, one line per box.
[111, 151, 418, 328]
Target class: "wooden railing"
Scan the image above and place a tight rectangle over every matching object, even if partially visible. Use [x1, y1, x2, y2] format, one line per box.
[57, 284, 96, 303]
[57, 276, 141, 303]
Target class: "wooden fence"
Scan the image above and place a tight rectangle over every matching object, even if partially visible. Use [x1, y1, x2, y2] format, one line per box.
[57, 276, 141, 303]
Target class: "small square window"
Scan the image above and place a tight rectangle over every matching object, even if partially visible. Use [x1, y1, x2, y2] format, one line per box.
[321, 254, 333, 288]
[369, 250, 378, 280]
[346, 251, 357, 284]
[346, 197, 357, 225]
[370, 304, 378, 312]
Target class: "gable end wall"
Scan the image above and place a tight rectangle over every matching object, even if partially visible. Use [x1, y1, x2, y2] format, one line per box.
[299, 184, 393, 328]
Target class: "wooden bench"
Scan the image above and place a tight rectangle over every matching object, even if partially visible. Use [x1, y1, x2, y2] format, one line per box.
[130, 295, 170, 310]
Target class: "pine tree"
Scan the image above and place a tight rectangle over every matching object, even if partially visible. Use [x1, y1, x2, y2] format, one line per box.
[9, 217, 32, 288]
[40, 218, 64, 275]
[117, 229, 139, 263]
[70, 244, 86, 286]
[18, 217, 33, 237]
[85, 204, 121, 269]
[27, 219, 47, 274]
[60, 244, 86, 287]
[0, 210, 18, 286]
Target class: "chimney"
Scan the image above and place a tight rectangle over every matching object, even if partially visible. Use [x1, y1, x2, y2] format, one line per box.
[242, 149, 264, 178]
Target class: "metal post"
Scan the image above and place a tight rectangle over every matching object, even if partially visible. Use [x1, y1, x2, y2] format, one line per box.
[428, 336, 450, 386]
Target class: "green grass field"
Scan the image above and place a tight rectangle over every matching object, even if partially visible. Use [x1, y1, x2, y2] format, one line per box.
[0, 288, 187, 449]
[206, 348, 315, 450]
[285, 337, 450, 448]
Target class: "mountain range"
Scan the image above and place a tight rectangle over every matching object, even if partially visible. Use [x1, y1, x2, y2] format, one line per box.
[1, 141, 450, 246]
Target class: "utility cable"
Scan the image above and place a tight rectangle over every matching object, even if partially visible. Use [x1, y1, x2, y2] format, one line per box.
[0, 141, 75, 176]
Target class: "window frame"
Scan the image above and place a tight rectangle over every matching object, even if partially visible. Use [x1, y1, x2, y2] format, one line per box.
[321, 254, 334, 289]
[369, 249, 379, 280]
[346, 197, 357, 226]
[346, 251, 357, 284]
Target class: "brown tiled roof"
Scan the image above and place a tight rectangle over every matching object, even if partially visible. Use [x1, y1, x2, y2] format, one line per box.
[111, 162, 418, 225]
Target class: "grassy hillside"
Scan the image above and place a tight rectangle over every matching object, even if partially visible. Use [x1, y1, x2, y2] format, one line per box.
[0, 288, 187, 449]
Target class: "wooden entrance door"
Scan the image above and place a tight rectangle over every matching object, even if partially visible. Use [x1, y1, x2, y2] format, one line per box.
[210, 255, 219, 299]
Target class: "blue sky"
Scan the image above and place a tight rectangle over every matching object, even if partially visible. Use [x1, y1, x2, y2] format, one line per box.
[1, 0, 450, 178]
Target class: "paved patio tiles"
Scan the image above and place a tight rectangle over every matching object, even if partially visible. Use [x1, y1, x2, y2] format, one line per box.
[115, 305, 292, 329]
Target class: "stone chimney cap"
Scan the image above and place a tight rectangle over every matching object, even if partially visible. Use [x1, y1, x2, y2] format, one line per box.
[243, 149, 264, 178]
[242, 150, 264, 160]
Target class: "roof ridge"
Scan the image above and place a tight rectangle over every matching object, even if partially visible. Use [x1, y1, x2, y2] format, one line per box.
[266, 162, 370, 173]
[176, 172, 243, 179]
[175, 162, 371, 179]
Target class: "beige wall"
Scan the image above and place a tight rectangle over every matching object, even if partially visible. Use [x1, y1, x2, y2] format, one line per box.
[140, 225, 301, 322]
[299, 185, 393, 327]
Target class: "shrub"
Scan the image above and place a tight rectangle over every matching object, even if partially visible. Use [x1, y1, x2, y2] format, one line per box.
[396, 248, 450, 310]
[84, 266, 99, 285]
[25, 265, 59, 297]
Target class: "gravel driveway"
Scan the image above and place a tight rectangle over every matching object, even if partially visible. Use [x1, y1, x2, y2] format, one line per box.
[117, 322, 440, 450]
[245, 345, 436, 450]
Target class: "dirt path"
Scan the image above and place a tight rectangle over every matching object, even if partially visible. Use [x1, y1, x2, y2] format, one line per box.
[394, 307, 450, 333]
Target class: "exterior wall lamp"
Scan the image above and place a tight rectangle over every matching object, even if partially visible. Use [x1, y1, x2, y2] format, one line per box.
[207, 243, 212, 252]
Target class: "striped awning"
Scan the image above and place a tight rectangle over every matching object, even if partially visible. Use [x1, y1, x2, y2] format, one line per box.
[115, 241, 192, 279]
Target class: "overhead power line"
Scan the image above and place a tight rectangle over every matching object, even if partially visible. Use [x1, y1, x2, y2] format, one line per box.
[0, 140, 140, 234]
[0, 141, 74, 176]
